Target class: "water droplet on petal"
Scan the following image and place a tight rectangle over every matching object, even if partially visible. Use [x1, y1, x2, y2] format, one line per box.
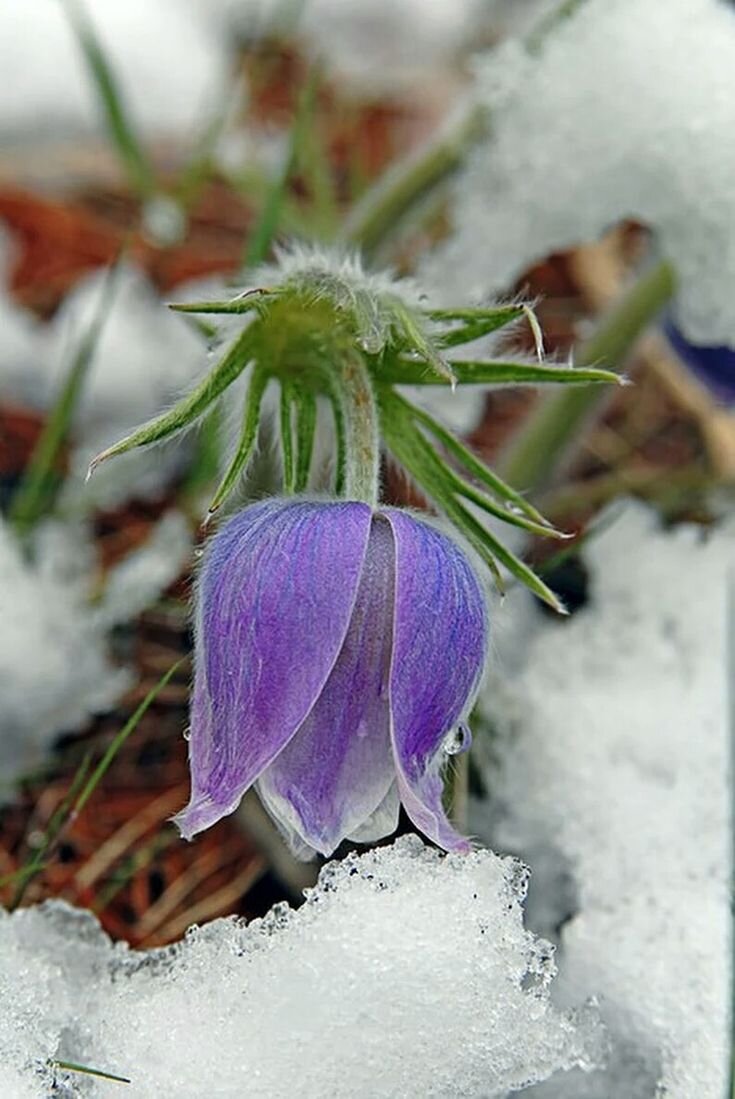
[183, 727, 191, 741]
[443, 722, 472, 756]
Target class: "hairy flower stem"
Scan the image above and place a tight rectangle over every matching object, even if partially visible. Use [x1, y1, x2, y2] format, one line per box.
[334, 352, 381, 506]
[498, 259, 676, 497]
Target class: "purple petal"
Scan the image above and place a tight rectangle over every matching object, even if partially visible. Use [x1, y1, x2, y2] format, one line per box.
[257, 515, 396, 856]
[383, 510, 488, 853]
[175, 498, 372, 838]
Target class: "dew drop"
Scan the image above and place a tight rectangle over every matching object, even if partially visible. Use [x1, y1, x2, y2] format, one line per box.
[443, 722, 472, 756]
[183, 727, 191, 742]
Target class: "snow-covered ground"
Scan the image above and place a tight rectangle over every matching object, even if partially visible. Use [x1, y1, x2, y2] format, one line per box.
[0, 836, 599, 1097]
[0, 511, 191, 791]
[472, 503, 732, 1097]
[429, 0, 735, 347]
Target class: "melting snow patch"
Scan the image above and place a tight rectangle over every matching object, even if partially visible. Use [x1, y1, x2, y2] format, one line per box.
[0, 837, 599, 1097]
[430, 0, 735, 346]
[472, 503, 732, 1097]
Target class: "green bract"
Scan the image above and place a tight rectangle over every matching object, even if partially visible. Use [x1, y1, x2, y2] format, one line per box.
[88, 244, 622, 611]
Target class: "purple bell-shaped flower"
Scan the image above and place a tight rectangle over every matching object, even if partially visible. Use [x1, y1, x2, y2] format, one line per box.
[174, 498, 488, 856]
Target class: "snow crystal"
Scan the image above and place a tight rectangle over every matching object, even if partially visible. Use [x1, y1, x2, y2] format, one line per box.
[0, 511, 190, 792]
[472, 503, 732, 1097]
[0, 0, 226, 142]
[0, 836, 599, 1097]
[430, 0, 735, 346]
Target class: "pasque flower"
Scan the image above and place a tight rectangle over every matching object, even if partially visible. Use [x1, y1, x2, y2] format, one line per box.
[174, 498, 488, 856]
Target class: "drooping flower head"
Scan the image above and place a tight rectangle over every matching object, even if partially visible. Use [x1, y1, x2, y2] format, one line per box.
[175, 498, 488, 857]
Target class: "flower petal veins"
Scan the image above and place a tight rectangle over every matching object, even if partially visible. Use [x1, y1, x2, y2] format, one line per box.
[175, 499, 372, 837]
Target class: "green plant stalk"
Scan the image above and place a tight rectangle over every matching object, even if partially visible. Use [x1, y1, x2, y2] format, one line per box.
[61, 0, 156, 199]
[335, 353, 380, 506]
[341, 104, 487, 258]
[74, 659, 184, 816]
[340, 0, 588, 258]
[10, 262, 119, 535]
[243, 66, 320, 271]
[498, 259, 677, 496]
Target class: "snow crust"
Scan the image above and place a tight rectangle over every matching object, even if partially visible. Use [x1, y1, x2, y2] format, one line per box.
[0, 0, 226, 142]
[0, 511, 190, 789]
[0, 836, 599, 1097]
[431, 0, 735, 346]
[472, 504, 732, 1096]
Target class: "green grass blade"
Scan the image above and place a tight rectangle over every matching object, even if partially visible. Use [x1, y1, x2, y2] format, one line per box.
[10, 261, 120, 535]
[207, 365, 270, 516]
[5, 754, 92, 908]
[61, 0, 155, 199]
[88, 327, 256, 476]
[74, 659, 185, 817]
[243, 66, 320, 270]
[52, 1060, 131, 1085]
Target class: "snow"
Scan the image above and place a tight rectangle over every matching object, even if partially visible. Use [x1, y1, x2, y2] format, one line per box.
[472, 503, 732, 1097]
[0, 0, 226, 143]
[0, 836, 600, 1097]
[430, 0, 735, 346]
[186, 0, 480, 94]
[0, 511, 191, 792]
[0, 263, 208, 507]
[0, 518, 127, 787]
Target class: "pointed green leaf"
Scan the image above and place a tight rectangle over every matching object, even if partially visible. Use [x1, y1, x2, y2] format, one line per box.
[378, 387, 566, 612]
[293, 387, 318, 492]
[388, 390, 548, 524]
[376, 356, 623, 386]
[280, 380, 297, 494]
[442, 494, 568, 614]
[384, 396, 567, 540]
[328, 389, 347, 496]
[88, 327, 256, 477]
[388, 297, 455, 384]
[428, 305, 525, 348]
[207, 365, 270, 516]
[169, 290, 272, 316]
